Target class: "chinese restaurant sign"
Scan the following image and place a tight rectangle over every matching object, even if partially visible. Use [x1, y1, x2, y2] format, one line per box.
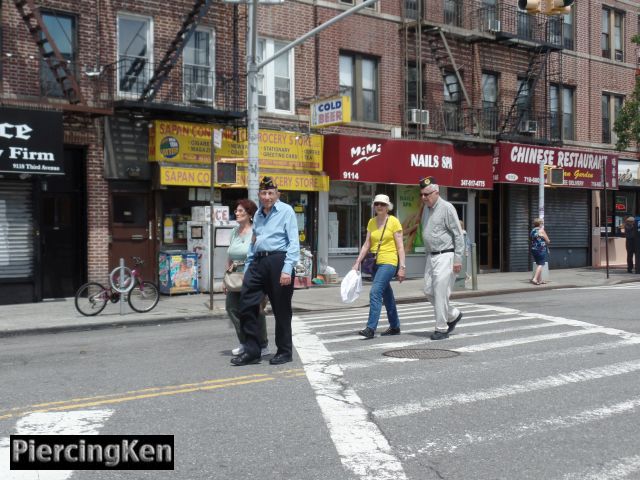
[0, 108, 64, 175]
[493, 142, 618, 189]
[149, 120, 323, 171]
[323, 135, 493, 189]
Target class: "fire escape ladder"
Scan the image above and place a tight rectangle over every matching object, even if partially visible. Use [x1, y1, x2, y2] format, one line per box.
[139, 0, 213, 102]
[500, 46, 549, 135]
[13, 0, 83, 104]
[426, 28, 479, 134]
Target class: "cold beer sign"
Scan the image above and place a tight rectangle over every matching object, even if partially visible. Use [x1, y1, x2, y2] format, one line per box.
[310, 96, 351, 128]
[0, 108, 64, 175]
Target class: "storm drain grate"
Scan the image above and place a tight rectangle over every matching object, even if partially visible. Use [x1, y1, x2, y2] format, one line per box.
[383, 348, 460, 360]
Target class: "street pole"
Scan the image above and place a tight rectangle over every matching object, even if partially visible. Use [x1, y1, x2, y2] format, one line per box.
[245, 0, 380, 203]
[538, 158, 545, 220]
[602, 158, 610, 279]
[246, 0, 260, 203]
[209, 131, 216, 309]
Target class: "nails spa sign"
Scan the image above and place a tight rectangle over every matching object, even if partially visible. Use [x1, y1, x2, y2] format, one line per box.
[323, 134, 493, 189]
[0, 108, 64, 175]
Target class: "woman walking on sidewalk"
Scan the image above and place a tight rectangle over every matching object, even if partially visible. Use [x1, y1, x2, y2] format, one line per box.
[352, 194, 406, 339]
[225, 199, 269, 357]
[530, 217, 550, 285]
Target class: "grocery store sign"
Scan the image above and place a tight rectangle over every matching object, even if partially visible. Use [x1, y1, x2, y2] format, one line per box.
[149, 120, 323, 171]
[0, 108, 64, 175]
[159, 165, 329, 191]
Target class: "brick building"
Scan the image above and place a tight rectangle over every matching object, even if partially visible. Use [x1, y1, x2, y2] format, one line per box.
[1, 0, 638, 304]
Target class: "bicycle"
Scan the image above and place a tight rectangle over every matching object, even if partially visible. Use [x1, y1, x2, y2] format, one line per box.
[74, 257, 160, 316]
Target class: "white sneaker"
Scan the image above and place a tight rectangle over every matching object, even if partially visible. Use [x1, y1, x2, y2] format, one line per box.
[232, 345, 245, 356]
[261, 346, 270, 357]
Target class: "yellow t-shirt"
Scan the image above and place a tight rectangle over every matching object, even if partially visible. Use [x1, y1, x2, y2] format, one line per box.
[367, 215, 402, 266]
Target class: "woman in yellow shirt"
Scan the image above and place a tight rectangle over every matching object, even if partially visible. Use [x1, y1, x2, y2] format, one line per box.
[352, 194, 406, 338]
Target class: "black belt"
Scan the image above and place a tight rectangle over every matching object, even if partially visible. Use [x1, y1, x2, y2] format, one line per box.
[430, 248, 455, 255]
[254, 250, 286, 258]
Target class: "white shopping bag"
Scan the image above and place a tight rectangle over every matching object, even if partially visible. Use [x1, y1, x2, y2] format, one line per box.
[340, 269, 362, 304]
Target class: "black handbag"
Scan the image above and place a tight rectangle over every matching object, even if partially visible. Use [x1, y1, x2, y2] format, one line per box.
[361, 217, 389, 276]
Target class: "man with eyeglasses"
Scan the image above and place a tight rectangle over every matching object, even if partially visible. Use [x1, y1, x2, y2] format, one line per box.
[231, 176, 300, 366]
[419, 176, 464, 340]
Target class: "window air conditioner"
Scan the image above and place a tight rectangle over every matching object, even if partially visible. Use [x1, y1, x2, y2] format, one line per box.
[406, 108, 430, 125]
[519, 119, 538, 134]
[258, 94, 267, 109]
[487, 19, 501, 32]
[187, 83, 213, 102]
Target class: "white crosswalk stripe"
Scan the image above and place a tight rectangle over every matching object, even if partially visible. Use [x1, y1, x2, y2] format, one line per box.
[292, 299, 640, 480]
[0, 410, 113, 480]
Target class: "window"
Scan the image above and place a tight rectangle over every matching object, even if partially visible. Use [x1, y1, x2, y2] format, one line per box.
[183, 29, 215, 105]
[563, 10, 575, 50]
[444, 0, 462, 27]
[256, 38, 293, 113]
[602, 8, 624, 61]
[443, 72, 461, 132]
[550, 84, 575, 141]
[340, 0, 379, 12]
[481, 73, 498, 131]
[340, 53, 378, 122]
[40, 11, 76, 97]
[117, 14, 152, 96]
[602, 93, 624, 144]
[406, 62, 424, 110]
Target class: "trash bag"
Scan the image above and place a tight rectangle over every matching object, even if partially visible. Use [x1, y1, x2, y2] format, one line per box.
[340, 269, 362, 304]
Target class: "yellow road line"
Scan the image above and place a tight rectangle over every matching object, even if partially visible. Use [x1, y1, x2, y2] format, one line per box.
[0, 369, 306, 420]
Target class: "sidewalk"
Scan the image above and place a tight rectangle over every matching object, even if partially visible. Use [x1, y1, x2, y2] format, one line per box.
[1, 267, 638, 337]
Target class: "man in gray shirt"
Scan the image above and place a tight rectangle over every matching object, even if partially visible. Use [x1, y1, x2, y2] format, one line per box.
[420, 177, 465, 340]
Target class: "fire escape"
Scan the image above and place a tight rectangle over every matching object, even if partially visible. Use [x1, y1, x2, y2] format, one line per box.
[114, 0, 242, 120]
[10, 0, 98, 113]
[401, 0, 565, 144]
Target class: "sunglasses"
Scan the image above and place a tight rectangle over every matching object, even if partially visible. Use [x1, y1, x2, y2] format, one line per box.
[373, 202, 387, 207]
[420, 191, 436, 197]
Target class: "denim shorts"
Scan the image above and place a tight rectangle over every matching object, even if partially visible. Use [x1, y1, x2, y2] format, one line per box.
[532, 250, 547, 266]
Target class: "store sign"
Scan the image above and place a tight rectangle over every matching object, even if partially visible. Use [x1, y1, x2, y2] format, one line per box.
[618, 159, 640, 187]
[310, 96, 351, 128]
[323, 135, 493, 189]
[159, 165, 330, 191]
[493, 142, 618, 189]
[149, 120, 323, 171]
[0, 108, 64, 175]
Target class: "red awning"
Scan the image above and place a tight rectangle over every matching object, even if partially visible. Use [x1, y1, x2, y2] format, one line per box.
[324, 135, 493, 189]
[492, 142, 618, 190]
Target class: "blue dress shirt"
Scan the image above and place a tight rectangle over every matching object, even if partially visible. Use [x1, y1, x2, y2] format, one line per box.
[246, 200, 300, 275]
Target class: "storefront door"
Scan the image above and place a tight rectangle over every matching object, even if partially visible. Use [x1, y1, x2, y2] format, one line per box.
[38, 149, 85, 299]
[478, 192, 493, 269]
[110, 190, 154, 282]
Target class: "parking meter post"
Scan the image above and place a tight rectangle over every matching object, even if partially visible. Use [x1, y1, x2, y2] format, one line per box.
[119, 258, 126, 315]
[471, 243, 478, 290]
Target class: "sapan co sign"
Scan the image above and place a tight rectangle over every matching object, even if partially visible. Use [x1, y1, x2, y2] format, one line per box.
[0, 108, 64, 175]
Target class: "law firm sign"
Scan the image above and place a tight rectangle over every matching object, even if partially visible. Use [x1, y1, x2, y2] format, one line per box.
[0, 108, 64, 175]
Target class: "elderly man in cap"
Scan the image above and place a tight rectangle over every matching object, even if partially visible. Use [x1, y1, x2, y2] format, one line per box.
[231, 176, 300, 366]
[420, 176, 464, 340]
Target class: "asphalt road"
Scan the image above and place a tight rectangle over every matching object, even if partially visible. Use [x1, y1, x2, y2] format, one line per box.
[2, 283, 640, 479]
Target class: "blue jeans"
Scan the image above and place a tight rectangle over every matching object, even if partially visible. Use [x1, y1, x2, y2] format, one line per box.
[367, 263, 400, 331]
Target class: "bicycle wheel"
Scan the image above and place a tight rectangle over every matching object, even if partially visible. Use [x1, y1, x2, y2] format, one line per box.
[75, 282, 108, 316]
[128, 281, 160, 313]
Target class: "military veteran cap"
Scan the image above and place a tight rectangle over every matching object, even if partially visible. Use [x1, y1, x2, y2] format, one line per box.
[259, 176, 278, 190]
[419, 176, 437, 188]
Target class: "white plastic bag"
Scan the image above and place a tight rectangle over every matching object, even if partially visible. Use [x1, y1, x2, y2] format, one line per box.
[340, 269, 362, 304]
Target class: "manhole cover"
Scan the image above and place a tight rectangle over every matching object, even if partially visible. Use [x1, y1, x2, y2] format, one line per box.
[383, 348, 460, 359]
